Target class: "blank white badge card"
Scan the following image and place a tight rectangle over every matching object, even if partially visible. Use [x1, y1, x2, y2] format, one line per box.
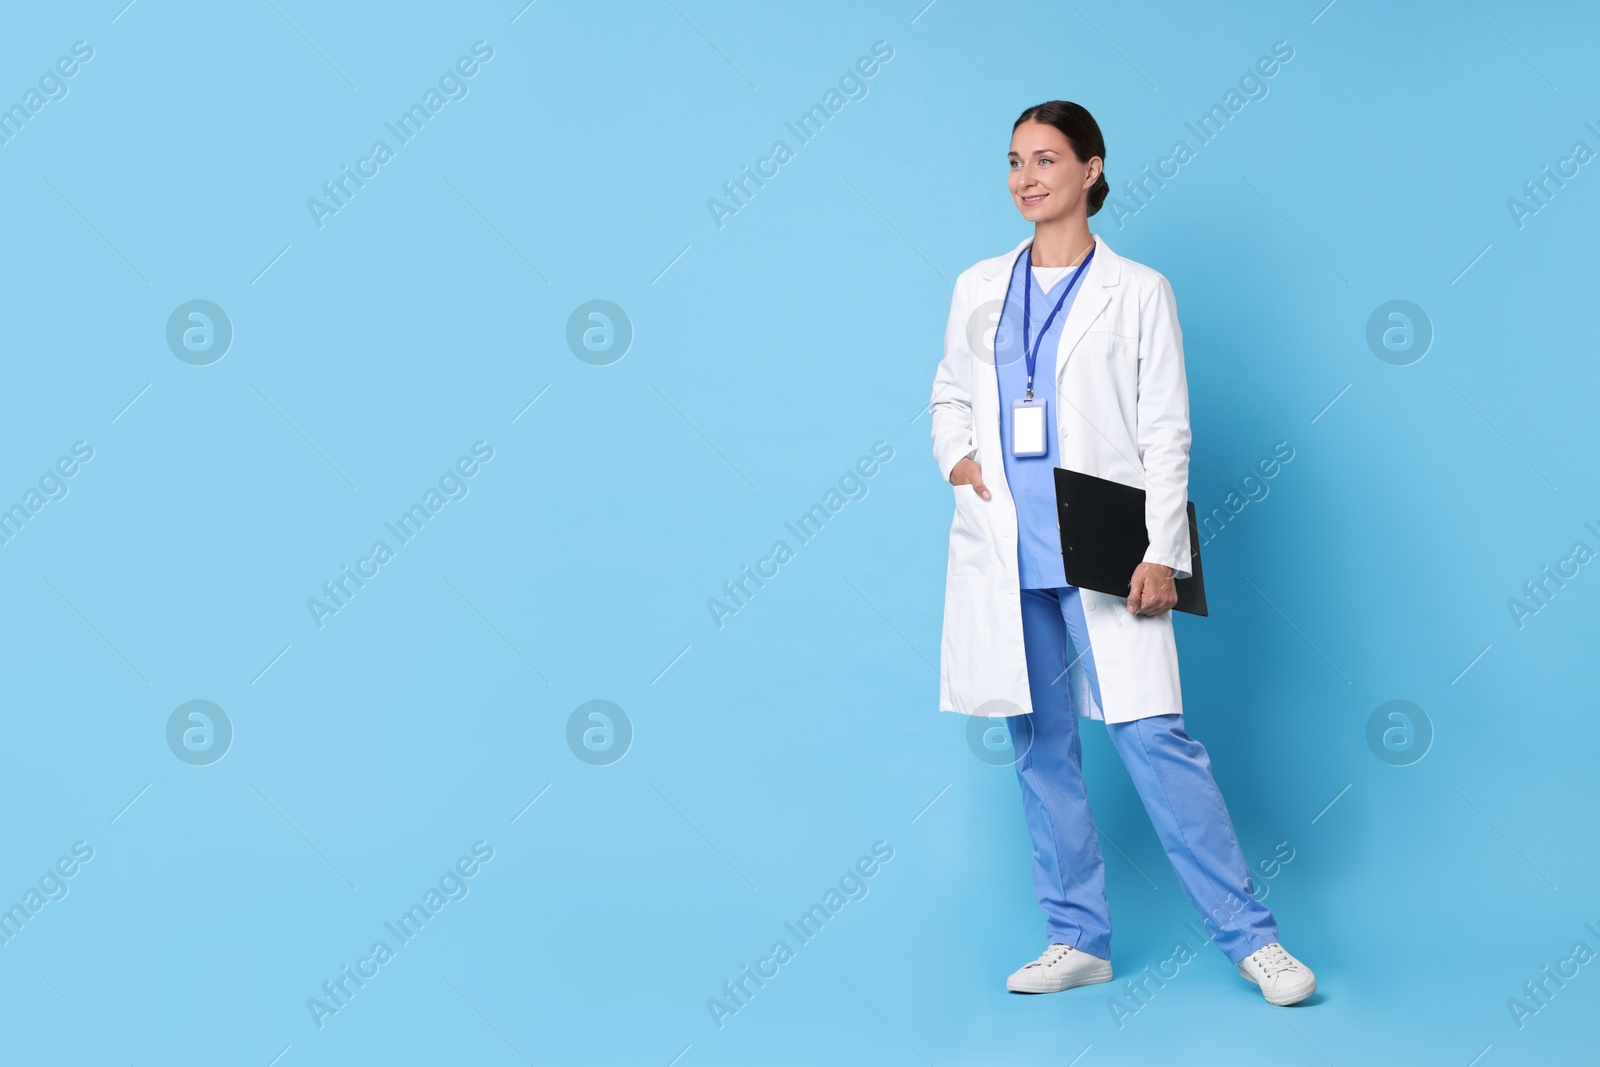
[1010, 397, 1047, 457]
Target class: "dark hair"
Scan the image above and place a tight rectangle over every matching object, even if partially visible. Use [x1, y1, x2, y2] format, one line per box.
[1013, 101, 1108, 217]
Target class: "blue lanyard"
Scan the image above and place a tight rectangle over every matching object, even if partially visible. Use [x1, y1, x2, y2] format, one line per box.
[1021, 243, 1095, 399]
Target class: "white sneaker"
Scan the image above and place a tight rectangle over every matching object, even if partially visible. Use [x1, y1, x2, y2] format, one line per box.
[1237, 942, 1316, 1005]
[1006, 942, 1113, 993]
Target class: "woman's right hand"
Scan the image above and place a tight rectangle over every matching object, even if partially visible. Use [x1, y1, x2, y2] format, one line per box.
[950, 456, 991, 500]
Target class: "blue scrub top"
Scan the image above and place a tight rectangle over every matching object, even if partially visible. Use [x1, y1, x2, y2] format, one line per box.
[994, 245, 1090, 590]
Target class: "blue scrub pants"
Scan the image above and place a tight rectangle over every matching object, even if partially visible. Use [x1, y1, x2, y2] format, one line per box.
[1005, 586, 1278, 965]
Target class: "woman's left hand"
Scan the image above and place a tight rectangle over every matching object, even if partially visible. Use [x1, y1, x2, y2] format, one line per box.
[1125, 563, 1177, 615]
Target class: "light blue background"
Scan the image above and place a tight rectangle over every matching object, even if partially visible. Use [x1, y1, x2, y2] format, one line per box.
[2, 1, 1596, 1064]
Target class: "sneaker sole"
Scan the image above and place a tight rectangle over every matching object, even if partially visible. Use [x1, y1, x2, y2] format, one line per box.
[1006, 965, 1114, 994]
[1238, 969, 1316, 1006]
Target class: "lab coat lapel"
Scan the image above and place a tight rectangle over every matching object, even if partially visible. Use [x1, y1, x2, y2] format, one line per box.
[971, 236, 1031, 409]
[975, 236, 1031, 302]
[1052, 234, 1117, 387]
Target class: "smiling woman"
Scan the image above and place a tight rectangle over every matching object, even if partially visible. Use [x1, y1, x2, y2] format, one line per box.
[929, 99, 1319, 1007]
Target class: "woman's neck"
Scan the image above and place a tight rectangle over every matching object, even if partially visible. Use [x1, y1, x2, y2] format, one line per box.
[1031, 218, 1095, 267]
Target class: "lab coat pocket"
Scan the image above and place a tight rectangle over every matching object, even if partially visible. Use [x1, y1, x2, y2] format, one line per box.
[1082, 329, 1136, 360]
[948, 485, 991, 576]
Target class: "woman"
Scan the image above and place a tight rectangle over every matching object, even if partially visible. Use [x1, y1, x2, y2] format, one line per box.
[928, 101, 1316, 1006]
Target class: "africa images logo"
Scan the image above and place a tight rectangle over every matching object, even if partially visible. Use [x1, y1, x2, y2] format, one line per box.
[306, 41, 495, 229]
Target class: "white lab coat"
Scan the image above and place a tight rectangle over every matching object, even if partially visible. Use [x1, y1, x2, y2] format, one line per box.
[930, 232, 1192, 724]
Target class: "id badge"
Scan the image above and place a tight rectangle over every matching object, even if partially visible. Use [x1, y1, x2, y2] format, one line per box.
[1010, 396, 1047, 457]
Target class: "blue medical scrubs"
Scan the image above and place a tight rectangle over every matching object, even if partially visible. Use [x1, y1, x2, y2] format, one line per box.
[995, 243, 1279, 965]
[993, 247, 1079, 590]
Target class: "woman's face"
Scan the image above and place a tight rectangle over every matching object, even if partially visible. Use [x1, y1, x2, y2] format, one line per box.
[1008, 120, 1100, 223]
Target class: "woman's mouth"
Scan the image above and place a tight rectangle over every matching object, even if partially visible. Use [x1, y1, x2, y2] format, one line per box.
[1021, 193, 1048, 205]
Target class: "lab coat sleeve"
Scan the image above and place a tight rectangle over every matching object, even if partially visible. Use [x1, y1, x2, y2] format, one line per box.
[1135, 272, 1194, 581]
[930, 270, 979, 484]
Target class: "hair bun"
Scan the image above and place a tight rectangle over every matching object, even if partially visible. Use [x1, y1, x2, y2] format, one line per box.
[1088, 173, 1109, 217]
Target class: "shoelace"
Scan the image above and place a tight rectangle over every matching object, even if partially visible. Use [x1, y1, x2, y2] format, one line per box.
[1251, 943, 1298, 978]
[1026, 943, 1075, 969]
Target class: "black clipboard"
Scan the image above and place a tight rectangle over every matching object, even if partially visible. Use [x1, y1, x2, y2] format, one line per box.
[1053, 467, 1208, 616]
